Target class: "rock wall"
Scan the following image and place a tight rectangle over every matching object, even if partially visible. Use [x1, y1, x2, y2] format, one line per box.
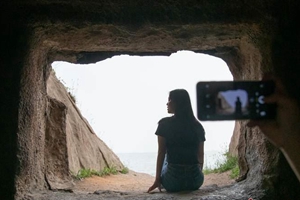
[229, 121, 240, 157]
[46, 70, 124, 189]
[45, 97, 73, 190]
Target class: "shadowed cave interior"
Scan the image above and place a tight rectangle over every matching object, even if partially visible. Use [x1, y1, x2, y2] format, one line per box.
[1, 1, 300, 199]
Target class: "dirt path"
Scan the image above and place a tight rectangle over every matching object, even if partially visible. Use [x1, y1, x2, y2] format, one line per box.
[73, 170, 235, 194]
[28, 170, 252, 200]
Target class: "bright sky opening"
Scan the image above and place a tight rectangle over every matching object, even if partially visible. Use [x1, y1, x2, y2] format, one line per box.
[52, 50, 235, 154]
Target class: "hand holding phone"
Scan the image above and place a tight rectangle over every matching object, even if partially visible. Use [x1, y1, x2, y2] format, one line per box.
[196, 81, 276, 121]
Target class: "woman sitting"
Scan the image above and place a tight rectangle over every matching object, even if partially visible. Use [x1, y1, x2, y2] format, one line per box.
[148, 89, 206, 193]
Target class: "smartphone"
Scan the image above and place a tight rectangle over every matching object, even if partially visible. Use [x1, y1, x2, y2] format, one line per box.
[196, 81, 276, 121]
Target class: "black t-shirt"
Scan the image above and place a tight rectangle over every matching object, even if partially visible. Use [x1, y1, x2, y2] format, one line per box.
[155, 116, 206, 165]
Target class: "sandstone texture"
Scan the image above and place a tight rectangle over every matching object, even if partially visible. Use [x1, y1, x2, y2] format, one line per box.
[45, 70, 124, 190]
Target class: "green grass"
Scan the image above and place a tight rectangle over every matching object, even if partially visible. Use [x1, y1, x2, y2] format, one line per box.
[101, 166, 118, 176]
[72, 168, 100, 180]
[72, 166, 128, 180]
[120, 167, 129, 174]
[203, 151, 240, 179]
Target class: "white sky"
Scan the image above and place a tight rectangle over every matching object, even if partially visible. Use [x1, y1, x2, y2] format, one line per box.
[52, 50, 235, 153]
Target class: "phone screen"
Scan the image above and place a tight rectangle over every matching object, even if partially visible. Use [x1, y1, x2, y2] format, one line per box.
[196, 81, 276, 121]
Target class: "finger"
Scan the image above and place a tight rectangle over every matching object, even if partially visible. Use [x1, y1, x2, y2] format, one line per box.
[247, 120, 260, 127]
[273, 77, 286, 95]
[158, 185, 161, 192]
[262, 94, 277, 104]
[147, 186, 154, 193]
[264, 87, 291, 105]
[261, 74, 286, 96]
[247, 119, 278, 136]
[149, 184, 158, 193]
[267, 75, 290, 98]
[261, 73, 274, 81]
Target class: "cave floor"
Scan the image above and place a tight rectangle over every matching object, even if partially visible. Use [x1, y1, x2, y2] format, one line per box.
[25, 170, 258, 200]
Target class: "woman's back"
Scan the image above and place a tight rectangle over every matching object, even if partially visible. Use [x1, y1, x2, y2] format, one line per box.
[156, 116, 205, 165]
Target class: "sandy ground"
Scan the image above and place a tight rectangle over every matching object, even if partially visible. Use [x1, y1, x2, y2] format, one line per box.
[73, 170, 235, 194]
[27, 170, 247, 199]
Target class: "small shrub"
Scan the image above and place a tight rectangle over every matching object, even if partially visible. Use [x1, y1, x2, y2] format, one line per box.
[216, 152, 238, 173]
[54, 73, 77, 104]
[73, 168, 94, 180]
[120, 167, 129, 174]
[101, 166, 118, 176]
[203, 151, 239, 179]
[68, 91, 76, 103]
[230, 164, 240, 179]
[72, 166, 120, 180]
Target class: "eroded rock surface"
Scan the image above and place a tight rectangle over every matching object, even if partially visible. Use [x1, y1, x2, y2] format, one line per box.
[45, 70, 124, 189]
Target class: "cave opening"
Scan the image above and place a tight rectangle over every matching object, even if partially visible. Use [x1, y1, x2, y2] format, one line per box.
[50, 50, 237, 190]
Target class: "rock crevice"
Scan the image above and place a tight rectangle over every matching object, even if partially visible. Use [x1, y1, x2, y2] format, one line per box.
[45, 70, 124, 189]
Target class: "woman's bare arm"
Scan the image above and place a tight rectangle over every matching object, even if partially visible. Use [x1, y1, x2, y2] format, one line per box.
[198, 142, 204, 171]
[147, 136, 166, 193]
[155, 136, 166, 181]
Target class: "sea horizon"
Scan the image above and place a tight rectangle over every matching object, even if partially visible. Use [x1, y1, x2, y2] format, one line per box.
[116, 150, 226, 176]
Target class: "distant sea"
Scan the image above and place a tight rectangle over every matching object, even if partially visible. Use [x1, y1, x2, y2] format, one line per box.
[116, 151, 225, 176]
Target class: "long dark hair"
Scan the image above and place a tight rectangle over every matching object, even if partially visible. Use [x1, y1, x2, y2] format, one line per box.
[169, 89, 197, 122]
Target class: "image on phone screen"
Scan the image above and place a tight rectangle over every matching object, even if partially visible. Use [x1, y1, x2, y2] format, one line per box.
[196, 81, 276, 121]
[216, 89, 248, 116]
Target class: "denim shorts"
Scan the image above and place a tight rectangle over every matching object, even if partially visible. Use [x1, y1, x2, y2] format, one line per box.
[161, 158, 204, 192]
